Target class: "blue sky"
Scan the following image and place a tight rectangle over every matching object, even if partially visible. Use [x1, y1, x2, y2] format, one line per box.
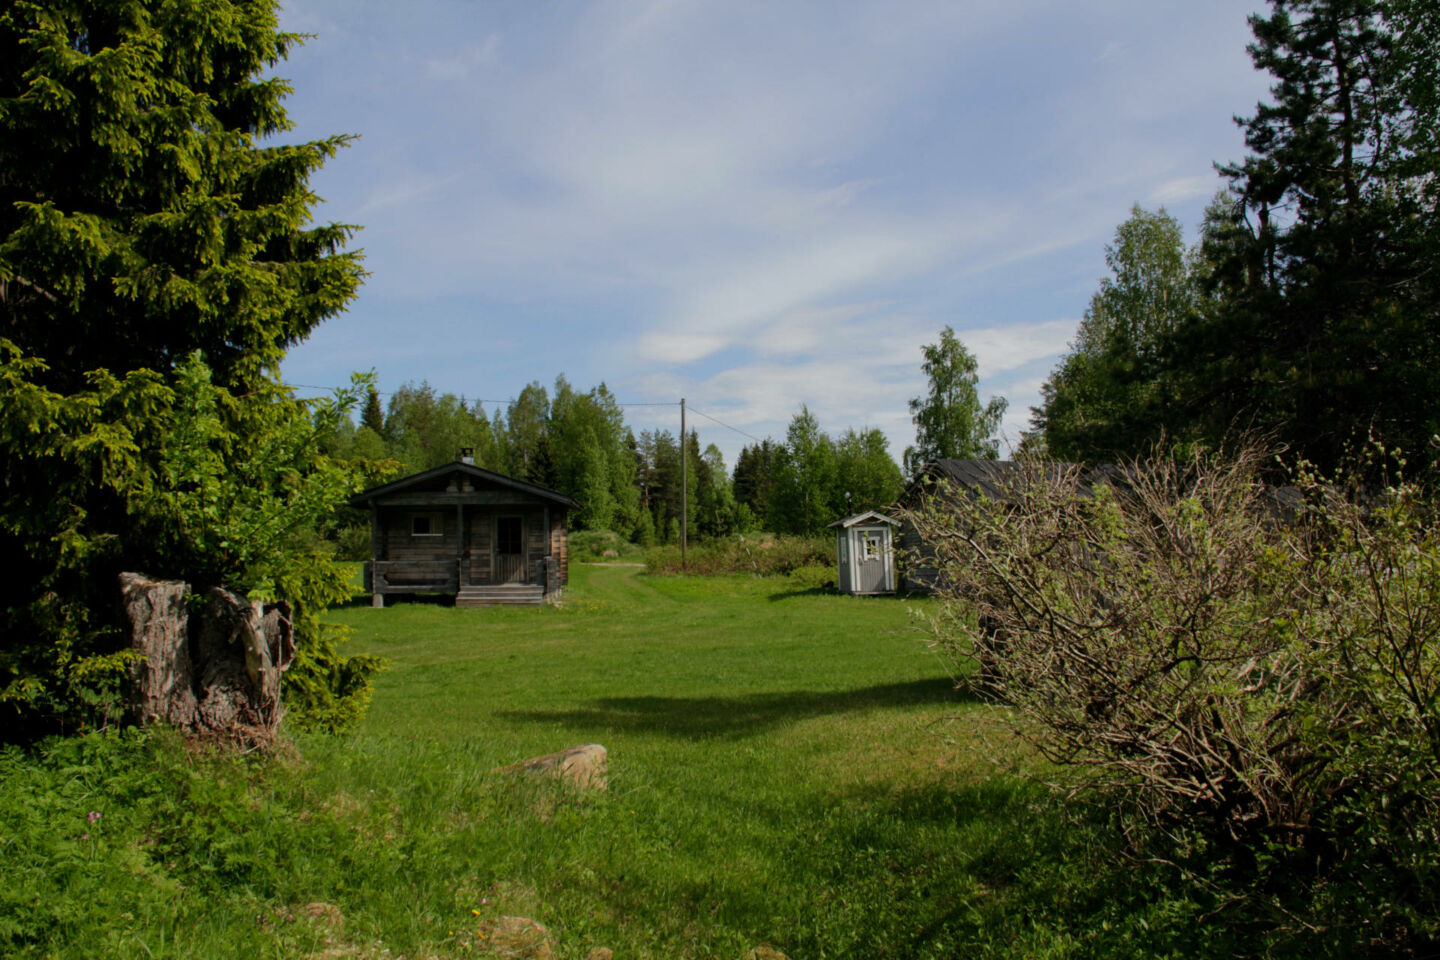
[277, 0, 1272, 467]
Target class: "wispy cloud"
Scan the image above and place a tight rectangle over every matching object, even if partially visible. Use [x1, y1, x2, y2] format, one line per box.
[1148, 174, 1221, 206]
[279, 0, 1271, 464]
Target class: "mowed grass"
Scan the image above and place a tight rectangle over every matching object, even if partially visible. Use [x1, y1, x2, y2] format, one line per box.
[1, 565, 1242, 959]
[295, 565, 1218, 960]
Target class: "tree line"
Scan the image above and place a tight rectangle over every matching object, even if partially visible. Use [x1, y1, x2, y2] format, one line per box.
[324, 381, 908, 543]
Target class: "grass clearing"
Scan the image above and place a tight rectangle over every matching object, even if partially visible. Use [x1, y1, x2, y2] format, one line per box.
[3, 564, 1266, 958]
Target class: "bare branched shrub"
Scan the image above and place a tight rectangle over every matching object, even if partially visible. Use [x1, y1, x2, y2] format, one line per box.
[907, 443, 1440, 941]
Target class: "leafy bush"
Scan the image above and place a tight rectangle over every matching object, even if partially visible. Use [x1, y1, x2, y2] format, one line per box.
[645, 534, 832, 576]
[907, 443, 1440, 950]
[569, 528, 645, 562]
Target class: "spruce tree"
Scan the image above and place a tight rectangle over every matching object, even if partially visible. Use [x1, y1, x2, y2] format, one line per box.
[0, 0, 372, 733]
[1181, 0, 1440, 469]
[360, 386, 385, 435]
[0, 0, 362, 389]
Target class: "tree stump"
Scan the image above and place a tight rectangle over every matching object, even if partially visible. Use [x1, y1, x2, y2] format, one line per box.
[120, 573, 295, 745]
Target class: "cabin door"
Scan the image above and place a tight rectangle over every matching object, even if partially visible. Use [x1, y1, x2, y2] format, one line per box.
[495, 515, 527, 583]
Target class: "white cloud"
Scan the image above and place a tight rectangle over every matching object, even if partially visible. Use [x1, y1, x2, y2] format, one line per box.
[1147, 174, 1220, 206]
[638, 223, 956, 363]
[962, 319, 1077, 376]
[621, 311, 1081, 465]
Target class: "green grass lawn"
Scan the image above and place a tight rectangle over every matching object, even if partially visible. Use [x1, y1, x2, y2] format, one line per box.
[0, 565, 1250, 959]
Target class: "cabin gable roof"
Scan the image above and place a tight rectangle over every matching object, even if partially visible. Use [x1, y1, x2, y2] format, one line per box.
[349, 462, 580, 509]
[829, 510, 900, 529]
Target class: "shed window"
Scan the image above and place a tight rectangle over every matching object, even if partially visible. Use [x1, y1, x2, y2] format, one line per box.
[863, 532, 881, 561]
[411, 513, 444, 537]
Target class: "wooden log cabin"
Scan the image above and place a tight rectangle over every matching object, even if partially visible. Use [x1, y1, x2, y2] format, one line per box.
[350, 453, 578, 607]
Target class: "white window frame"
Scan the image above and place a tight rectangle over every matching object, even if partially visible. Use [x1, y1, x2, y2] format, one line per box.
[863, 531, 881, 561]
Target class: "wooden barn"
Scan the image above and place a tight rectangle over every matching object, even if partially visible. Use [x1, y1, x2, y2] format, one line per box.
[350, 454, 578, 607]
[829, 510, 899, 595]
[894, 459, 1041, 594]
[895, 459, 1113, 594]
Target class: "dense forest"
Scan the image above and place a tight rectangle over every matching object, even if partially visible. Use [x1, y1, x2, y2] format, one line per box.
[1028, 0, 1440, 477]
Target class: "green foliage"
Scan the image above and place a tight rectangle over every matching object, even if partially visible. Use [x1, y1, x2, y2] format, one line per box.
[360, 385, 384, 434]
[379, 380, 497, 474]
[1031, 2, 1440, 473]
[503, 380, 553, 484]
[733, 438, 780, 527]
[568, 528, 645, 562]
[1059, 1, 1440, 472]
[769, 406, 836, 536]
[766, 409, 903, 536]
[903, 326, 1007, 475]
[549, 378, 639, 534]
[0, 341, 170, 723]
[0, 344, 382, 733]
[695, 442, 739, 538]
[834, 426, 905, 512]
[144, 359, 384, 732]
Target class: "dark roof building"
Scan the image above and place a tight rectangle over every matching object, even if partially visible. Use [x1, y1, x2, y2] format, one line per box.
[893, 459, 1104, 594]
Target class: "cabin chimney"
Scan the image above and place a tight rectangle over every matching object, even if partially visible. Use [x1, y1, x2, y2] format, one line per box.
[459, 447, 475, 465]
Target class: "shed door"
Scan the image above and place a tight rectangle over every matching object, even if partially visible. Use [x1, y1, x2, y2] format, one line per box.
[495, 515, 527, 583]
[855, 528, 888, 593]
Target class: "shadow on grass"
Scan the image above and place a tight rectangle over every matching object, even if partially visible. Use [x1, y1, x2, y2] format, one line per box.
[496, 676, 974, 740]
[765, 584, 836, 601]
[773, 777, 1256, 960]
[333, 591, 455, 609]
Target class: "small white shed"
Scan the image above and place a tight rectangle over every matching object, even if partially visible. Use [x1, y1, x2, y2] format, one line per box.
[829, 510, 899, 595]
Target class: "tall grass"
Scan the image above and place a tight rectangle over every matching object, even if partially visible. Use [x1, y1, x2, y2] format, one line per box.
[645, 534, 833, 577]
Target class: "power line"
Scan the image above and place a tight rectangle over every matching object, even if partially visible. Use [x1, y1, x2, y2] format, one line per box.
[687, 406, 766, 444]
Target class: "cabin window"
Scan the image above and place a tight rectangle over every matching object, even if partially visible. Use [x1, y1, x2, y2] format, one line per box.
[497, 516, 523, 555]
[411, 513, 444, 537]
[863, 532, 881, 561]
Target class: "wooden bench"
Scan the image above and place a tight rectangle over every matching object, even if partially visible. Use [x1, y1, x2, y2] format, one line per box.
[367, 561, 459, 603]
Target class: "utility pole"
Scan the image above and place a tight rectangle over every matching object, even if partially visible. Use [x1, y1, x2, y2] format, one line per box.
[680, 397, 687, 572]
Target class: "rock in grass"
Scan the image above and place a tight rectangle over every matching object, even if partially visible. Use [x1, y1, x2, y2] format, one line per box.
[479, 915, 554, 959]
[747, 946, 789, 960]
[506, 744, 608, 791]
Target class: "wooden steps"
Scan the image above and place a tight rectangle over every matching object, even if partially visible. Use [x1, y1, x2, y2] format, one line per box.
[455, 584, 545, 607]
